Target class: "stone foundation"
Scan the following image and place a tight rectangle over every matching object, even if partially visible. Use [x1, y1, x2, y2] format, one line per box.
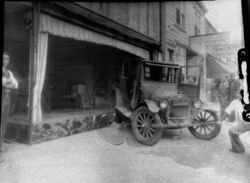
[31, 112, 115, 144]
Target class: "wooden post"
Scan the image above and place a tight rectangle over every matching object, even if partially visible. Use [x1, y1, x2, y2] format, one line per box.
[28, 2, 40, 145]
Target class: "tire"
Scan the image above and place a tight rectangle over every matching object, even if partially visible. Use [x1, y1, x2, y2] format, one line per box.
[188, 109, 221, 140]
[132, 107, 162, 146]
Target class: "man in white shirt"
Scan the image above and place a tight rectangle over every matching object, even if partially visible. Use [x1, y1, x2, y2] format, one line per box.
[225, 90, 250, 153]
[1, 52, 18, 153]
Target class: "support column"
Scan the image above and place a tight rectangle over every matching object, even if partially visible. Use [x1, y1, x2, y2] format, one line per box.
[28, 2, 40, 144]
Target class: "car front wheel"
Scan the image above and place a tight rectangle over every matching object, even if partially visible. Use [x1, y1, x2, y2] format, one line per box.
[188, 109, 221, 140]
[132, 106, 162, 146]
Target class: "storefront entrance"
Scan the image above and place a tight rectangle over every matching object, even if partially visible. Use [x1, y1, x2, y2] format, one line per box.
[46, 35, 140, 111]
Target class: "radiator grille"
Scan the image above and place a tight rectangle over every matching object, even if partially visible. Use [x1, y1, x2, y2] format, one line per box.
[167, 95, 190, 118]
[168, 106, 189, 118]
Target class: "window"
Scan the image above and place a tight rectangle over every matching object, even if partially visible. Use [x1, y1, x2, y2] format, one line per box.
[176, 2, 185, 29]
[195, 11, 201, 35]
[144, 65, 178, 83]
[180, 66, 200, 85]
[176, 8, 181, 25]
[168, 49, 174, 62]
[176, 46, 186, 66]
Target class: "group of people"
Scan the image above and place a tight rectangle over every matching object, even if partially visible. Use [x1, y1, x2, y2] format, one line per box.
[215, 73, 241, 121]
[215, 72, 250, 153]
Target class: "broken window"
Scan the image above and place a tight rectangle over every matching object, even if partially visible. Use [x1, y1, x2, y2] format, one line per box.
[144, 65, 178, 83]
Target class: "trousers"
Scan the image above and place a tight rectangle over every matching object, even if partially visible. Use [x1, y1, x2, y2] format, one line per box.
[1, 90, 10, 149]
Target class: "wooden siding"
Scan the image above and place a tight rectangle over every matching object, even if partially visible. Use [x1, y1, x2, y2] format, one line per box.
[164, 2, 208, 47]
[75, 2, 160, 42]
[164, 2, 189, 46]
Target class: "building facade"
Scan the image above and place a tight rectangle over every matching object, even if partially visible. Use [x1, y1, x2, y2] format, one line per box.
[3, 1, 228, 143]
[161, 1, 218, 100]
[161, 1, 212, 64]
[4, 2, 165, 143]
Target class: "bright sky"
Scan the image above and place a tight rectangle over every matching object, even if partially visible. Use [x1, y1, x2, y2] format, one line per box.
[204, 0, 244, 44]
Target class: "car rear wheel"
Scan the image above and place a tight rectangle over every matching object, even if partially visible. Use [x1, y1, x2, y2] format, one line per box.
[132, 107, 162, 146]
[188, 109, 221, 140]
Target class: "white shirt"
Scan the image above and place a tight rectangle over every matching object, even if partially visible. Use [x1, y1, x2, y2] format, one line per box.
[225, 99, 248, 124]
[2, 70, 18, 89]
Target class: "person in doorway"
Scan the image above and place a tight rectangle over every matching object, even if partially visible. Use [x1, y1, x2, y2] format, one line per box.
[1, 52, 18, 153]
[225, 88, 250, 153]
[217, 76, 230, 121]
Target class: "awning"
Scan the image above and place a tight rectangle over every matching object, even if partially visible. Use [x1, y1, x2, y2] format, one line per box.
[206, 54, 236, 79]
[39, 13, 150, 59]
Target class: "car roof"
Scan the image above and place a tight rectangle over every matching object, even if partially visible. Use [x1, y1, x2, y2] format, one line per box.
[142, 60, 180, 68]
[124, 58, 180, 67]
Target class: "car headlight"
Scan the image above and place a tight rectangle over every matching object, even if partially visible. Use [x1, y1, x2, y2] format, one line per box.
[194, 100, 202, 109]
[160, 101, 168, 109]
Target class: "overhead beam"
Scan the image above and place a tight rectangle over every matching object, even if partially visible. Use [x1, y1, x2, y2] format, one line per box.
[39, 2, 160, 51]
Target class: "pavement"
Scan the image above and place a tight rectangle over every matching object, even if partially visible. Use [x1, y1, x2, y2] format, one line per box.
[0, 121, 250, 183]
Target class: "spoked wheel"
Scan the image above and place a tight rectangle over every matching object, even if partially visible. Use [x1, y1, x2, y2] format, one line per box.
[188, 109, 221, 140]
[132, 107, 162, 146]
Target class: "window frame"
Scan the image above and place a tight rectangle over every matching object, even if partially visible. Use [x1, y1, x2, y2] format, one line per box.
[176, 2, 185, 29]
[143, 64, 179, 83]
[168, 49, 175, 63]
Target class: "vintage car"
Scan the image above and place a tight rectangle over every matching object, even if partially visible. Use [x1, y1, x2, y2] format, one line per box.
[110, 59, 221, 145]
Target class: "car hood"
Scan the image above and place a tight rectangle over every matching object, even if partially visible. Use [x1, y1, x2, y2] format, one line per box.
[141, 81, 179, 102]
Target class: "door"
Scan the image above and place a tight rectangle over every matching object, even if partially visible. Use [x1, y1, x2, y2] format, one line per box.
[120, 60, 138, 102]
[130, 61, 142, 109]
[177, 65, 201, 99]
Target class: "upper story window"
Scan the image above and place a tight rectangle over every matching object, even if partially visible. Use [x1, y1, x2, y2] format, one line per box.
[176, 46, 186, 66]
[168, 49, 175, 63]
[176, 2, 185, 29]
[194, 11, 201, 35]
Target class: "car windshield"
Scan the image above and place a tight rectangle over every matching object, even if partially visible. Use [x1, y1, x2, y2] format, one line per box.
[144, 64, 179, 83]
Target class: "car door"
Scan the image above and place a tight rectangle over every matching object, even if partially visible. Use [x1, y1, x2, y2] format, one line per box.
[130, 61, 142, 109]
[177, 65, 201, 99]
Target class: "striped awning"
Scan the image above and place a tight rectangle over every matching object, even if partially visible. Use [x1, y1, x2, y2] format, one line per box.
[39, 13, 150, 59]
[206, 54, 236, 79]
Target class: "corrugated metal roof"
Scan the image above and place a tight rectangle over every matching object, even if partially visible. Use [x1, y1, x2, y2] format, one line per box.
[206, 54, 236, 79]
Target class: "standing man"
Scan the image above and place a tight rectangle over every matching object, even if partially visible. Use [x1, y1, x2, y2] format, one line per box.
[225, 89, 250, 153]
[217, 76, 230, 121]
[228, 72, 241, 122]
[1, 52, 18, 152]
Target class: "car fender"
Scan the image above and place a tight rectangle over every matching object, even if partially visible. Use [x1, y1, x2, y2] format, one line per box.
[144, 99, 160, 113]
